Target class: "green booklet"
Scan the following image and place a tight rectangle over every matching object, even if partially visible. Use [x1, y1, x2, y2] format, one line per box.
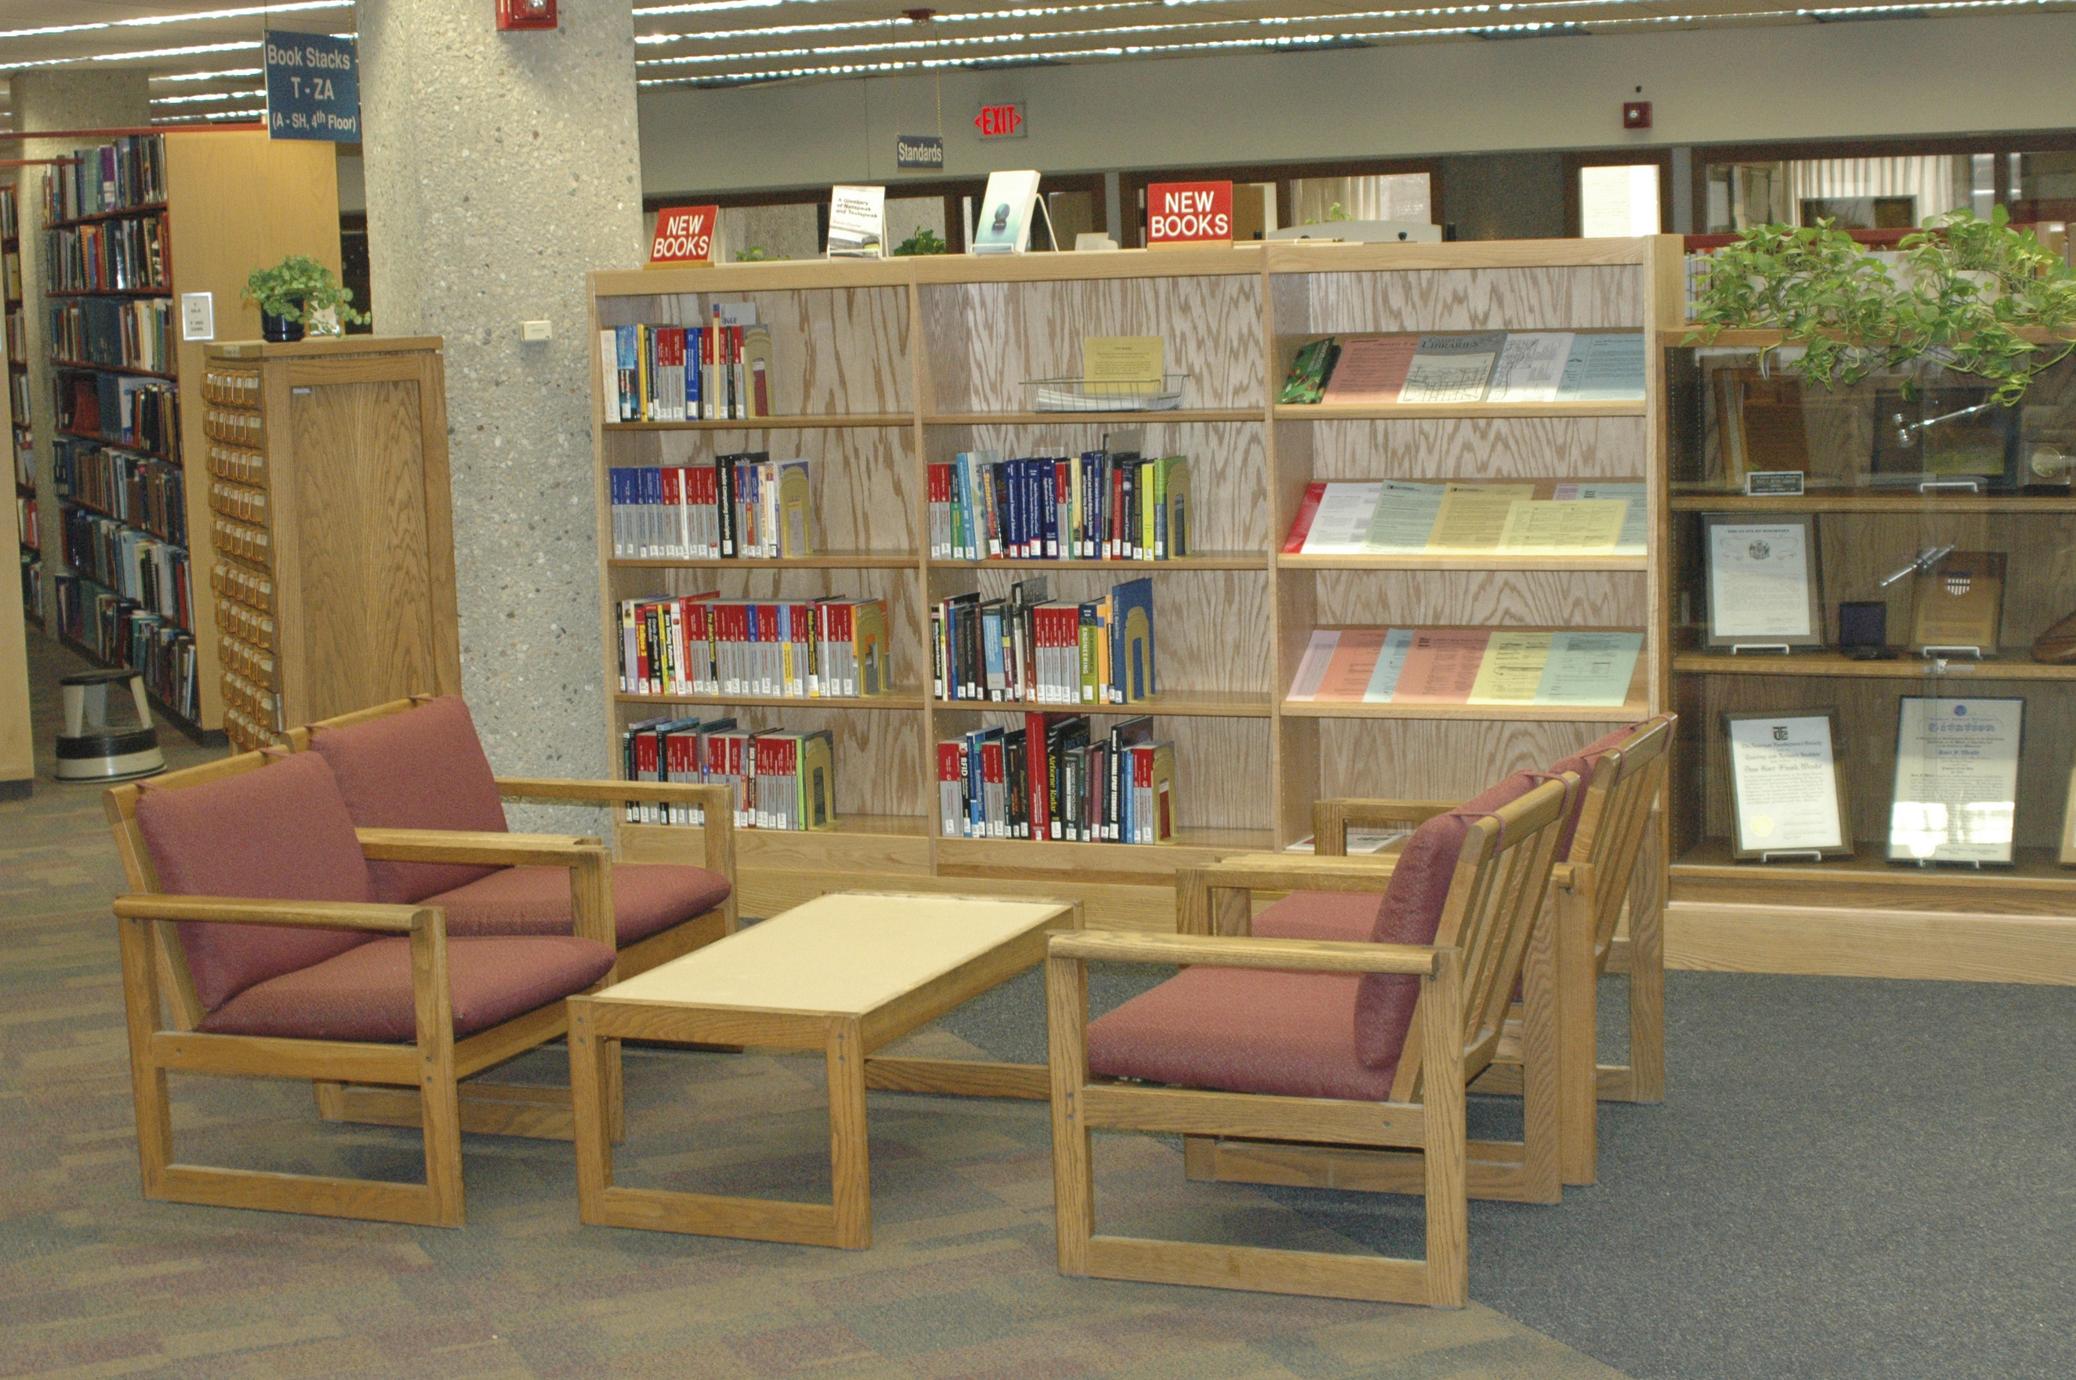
[1279, 336, 1340, 405]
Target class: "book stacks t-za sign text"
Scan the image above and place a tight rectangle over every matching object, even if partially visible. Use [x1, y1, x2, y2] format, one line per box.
[650, 206, 719, 267]
[1146, 182, 1233, 249]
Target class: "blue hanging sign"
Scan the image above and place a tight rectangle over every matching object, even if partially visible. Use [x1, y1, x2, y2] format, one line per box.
[264, 31, 361, 142]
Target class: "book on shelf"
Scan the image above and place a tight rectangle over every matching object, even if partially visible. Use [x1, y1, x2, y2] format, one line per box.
[1278, 330, 1647, 406]
[49, 298, 175, 373]
[621, 716, 836, 832]
[5, 250, 21, 303]
[938, 712, 1174, 844]
[43, 134, 166, 223]
[1287, 627, 1641, 708]
[933, 574, 1158, 705]
[54, 439, 186, 543]
[60, 507, 190, 629]
[928, 449, 1190, 562]
[0, 185, 17, 240]
[13, 494, 35, 551]
[54, 571, 197, 719]
[616, 591, 890, 700]
[1283, 479, 1645, 556]
[598, 317, 773, 422]
[45, 215, 170, 294]
[608, 454, 814, 559]
[56, 373, 177, 454]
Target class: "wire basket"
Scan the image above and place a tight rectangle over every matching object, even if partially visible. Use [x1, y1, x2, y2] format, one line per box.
[1024, 374, 1190, 413]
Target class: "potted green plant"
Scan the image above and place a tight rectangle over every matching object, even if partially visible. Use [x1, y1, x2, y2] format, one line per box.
[242, 255, 367, 343]
[1690, 208, 2076, 405]
[891, 225, 949, 257]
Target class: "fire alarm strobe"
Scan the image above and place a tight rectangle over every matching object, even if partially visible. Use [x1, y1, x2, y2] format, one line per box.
[497, 0, 557, 30]
[1623, 100, 1652, 130]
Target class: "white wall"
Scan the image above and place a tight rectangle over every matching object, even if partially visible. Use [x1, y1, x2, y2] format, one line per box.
[637, 14, 2076, 195]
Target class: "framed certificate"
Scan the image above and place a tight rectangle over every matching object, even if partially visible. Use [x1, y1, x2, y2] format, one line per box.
[1888, 696, 2024, 866]
[1702, 514, 1824, 651]
[1725, 711, 1852, 860]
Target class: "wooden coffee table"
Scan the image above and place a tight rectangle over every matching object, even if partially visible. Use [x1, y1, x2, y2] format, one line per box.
[567, 891, 1078, 1249]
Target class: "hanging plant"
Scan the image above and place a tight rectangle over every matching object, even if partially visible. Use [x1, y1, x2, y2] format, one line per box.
[1689, 208, 2076, 405]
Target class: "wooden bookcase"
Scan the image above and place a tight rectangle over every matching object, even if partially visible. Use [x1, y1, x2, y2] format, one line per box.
[40, 129, 340, 737]
[588, 239, 1674, 929]
[0, 190, 27, 795]
[199, 336, 459, 754]
[6, 181, 36, 634]
[1661, 326, 2076, 984]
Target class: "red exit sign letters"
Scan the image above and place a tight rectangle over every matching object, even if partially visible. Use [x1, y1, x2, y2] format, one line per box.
[974, 103, 1025, 139]
[649, 205, 718, 266]
[1145, 181, 1233, 247]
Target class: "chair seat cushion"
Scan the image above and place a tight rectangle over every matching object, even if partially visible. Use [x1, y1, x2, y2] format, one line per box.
[198, 935, 615, 1042]
[423, 863, 731, 945]
[1250, 890, 1382, 943]
[1087, 966, 1397, 1101]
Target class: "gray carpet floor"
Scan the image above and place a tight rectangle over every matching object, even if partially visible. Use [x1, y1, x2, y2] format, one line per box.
[939, 966, 2076, 1380]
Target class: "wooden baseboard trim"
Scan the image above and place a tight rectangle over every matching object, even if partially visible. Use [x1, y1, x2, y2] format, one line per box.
[1666, 902, 2076, 985]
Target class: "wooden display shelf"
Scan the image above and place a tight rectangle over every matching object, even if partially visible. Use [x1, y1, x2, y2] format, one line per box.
[923, 408, 1260, 426]
[1273, 400, 1645, 421]
[1282, 696, 1650, 723]
[1279, 551, 1648, 572]
[1662, 325, 2076, 348]
[57, 492, 179, 542]
[1672, 838, 2076, 912]
[612, 689, 926, 711]
[44, 201, 167, 232]
[609, 552, 918, 570]
[603, 414, 911, 431]
[938, 553, 1264, 572]
[1674, 650, 2076, 682]
[932, 689, 1273, 719]
[56, 429, 172, 461]
[46, 287, 171, 300]
[936, 827, 1270, 879]
[1670, 490, 2076, 514]
[51, 358, 177, 381]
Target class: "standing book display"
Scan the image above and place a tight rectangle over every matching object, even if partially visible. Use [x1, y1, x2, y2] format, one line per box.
[588, 239, 1672, 927]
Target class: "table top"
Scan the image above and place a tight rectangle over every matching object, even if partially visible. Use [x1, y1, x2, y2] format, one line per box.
[591, 892, 1075, 1016]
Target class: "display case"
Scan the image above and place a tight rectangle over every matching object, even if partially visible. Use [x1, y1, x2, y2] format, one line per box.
[1661, 334, 2076, 980]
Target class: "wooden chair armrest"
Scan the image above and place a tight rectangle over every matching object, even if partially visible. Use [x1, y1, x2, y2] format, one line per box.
[1311, 796, 1458, 856]
[355, 828, 606, 867]
[1551, 860, 1579, 892]
[112, 893, 433, 935]
[495, 777, 737, 880]
[1194, 854, 1400, 894]
[1051, 930, 1441, 977]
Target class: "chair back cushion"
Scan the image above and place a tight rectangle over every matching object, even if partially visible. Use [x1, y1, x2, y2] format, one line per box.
[1354, 769, 1542, 1070]
[1546, 723, 1638, 860]
[134, 752, 377, 1012]
[308, 697, 508, 904]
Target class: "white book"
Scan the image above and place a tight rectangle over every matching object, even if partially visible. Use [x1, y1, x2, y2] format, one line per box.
[827, 185, 886, 258]
[1299, 481, 1384, 554]
[1399, 332, 1504, 404]
[972, 170, 1042, 254]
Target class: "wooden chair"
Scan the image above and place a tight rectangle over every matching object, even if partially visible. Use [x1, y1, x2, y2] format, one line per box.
[1301, 716, 1674, 1185]
[1046, 771, 1574, 1306]
[286, 695, 737, 1136]
[105, 747, 623, 1226]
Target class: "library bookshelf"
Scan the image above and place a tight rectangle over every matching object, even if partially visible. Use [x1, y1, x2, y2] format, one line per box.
[0, 188, 26, 793]
[587, 238, 1674, 929]
[38, 129, 340, 738]
[1660, 323, 2076, 984]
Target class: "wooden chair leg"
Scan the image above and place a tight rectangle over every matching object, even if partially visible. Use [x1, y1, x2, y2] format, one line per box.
[1515, 897, 1563, 1205]
[1624, 891, 1667, 1104]
[1045, 952, 1094, 1277]
[1182, 1134, 1218, 1181]
[117, 917, 173, 1199]
[1420, 952, 1469, 1308]
[1554, 890, 1599, 1186]
[568, 999, 614, 1222]
[411, 926, 466, 1228]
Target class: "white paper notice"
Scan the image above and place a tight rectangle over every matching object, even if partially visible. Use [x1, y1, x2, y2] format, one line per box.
[1707, 521, 1814, 640]
[1728, 715, 1845, 854]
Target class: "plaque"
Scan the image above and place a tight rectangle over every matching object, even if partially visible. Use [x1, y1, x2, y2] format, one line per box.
[1907, 550, 2005, 656]
[1725, 711, 1852, 861]
[1888, 696, 2023, 866]
[1702, 513, 1824, 651]
[1870, 381, 2019, 490]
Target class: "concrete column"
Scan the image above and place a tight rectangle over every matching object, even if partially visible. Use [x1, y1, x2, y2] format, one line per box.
[357, 3, 643, 795]
[13, 71, 150, 628]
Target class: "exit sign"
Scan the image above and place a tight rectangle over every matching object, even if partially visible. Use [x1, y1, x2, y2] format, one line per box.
[974, 103, 1025, 139]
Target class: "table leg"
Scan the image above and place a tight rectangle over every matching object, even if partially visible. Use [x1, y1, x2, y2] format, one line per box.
[827, 1019, 873, 1250]
[568, 999, 615, 1223]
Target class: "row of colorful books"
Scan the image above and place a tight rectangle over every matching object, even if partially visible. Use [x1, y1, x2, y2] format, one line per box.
[56, 373, 178, 455]
[617, 592, 892, 700]
[606, 455, 812, 560]
[621, 717, 836, 831]
[1284, 480, 1646, 556]
[599, 317, 774, 422]
[1281, 331, 1646, 407]
[60, 508, 191, 630]
[938, 714, 1175, 844]
[55, 573, 199, 721]
[43, 134, 167, 223]
[932, 575, 1157, 705]
[929, 450, 1192, 561]
[48, 298, 175, 374]
[55, 439, 186, 544]
[46, 215, 170, 295]
[1288, 628, 1643, 708]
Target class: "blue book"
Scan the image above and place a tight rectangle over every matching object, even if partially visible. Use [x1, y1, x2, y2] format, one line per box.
[1109, 576, 1156, 703]
[981, 602, 1006, 700]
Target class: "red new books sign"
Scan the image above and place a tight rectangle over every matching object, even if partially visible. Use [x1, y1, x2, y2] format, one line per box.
[649, 205, 718, 266]
[1145, 181, 1233, 248]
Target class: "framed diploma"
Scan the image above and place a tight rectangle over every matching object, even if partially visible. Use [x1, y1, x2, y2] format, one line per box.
[1725, 711, 1852, 860]
[1702, 514, 1824, 652]
[1907, 550, 2005, 657]
[1888, 697, 2024, 866]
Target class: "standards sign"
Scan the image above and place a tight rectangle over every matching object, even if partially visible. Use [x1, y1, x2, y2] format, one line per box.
[264, 31, 361, 142]
[895, 134, 945, 171]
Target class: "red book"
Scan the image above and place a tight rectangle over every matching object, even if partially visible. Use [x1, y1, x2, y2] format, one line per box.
[1131, 743, 1154, 845]
[1108, 467, 1126, 559]
[1025, 712, 1051, 842]
[1052, 462, 1069, 559]
[1283, 482, 1327, 553]
[937, 740, 964, 838]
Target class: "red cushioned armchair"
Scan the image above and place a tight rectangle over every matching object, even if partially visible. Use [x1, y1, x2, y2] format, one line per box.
[104, 748, 621, 1226]
[285, 694, 737, 1135]
[1047, 772, 1576, 1306]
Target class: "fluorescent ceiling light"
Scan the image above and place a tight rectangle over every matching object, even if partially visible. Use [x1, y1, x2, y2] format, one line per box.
[151, 89, 265, 105]
[0, 2, 348, 43]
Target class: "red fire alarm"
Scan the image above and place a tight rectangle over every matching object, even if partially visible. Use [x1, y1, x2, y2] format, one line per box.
[1623, 100, 1652, 130]
[497, 0, 557, 30]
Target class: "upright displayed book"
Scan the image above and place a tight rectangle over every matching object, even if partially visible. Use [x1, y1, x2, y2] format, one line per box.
[826, 185, 885, 259]
[971, 170, 1042, 254]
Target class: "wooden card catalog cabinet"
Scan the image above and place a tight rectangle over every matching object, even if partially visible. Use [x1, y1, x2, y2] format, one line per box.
[201, 337, 459, 752]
